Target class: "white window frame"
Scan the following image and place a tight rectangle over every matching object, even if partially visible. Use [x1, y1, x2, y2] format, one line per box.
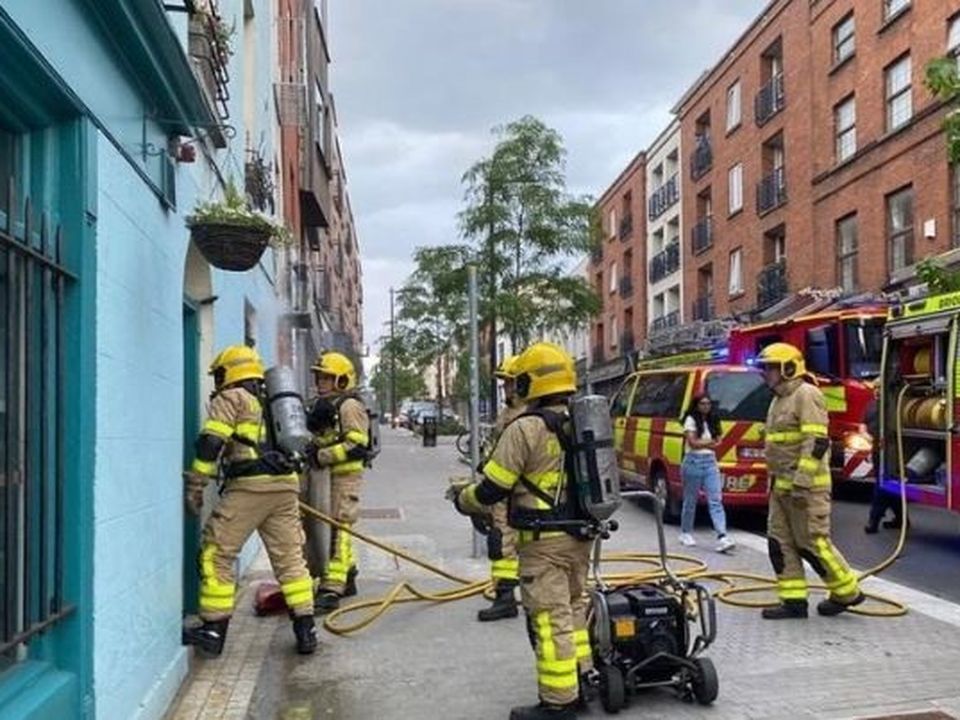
[835, 96, 857, 163]
[728, 163, 743, 214]
[884, 0, 910, 22]
[949, 15, 960, 61]
[726, 80, 742, 131]
[885, 55, 912, 131]
[609, 261, 618, 294]
[836, 214, 858, 294]
[728, 248, 744, 296]
[833, 14, 855, 64]
[610, 315, 619, 348]
[607, 207, 617, 238]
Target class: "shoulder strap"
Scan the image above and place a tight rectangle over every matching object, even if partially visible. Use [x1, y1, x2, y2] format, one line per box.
[514, 408, 572, 452]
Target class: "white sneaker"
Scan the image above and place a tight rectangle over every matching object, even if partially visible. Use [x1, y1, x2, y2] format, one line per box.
[678, 533, 697, 547]
[715, 535, 736, 553]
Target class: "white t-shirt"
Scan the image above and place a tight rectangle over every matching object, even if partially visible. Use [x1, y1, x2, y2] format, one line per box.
[683, 415, 715, 455]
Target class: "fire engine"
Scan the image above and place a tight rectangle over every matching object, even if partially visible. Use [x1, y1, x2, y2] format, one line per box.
[878, 290, 960, 517]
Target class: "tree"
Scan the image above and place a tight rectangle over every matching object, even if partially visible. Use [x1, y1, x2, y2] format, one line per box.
[395, 245, 473, 410]
[459, 116, 600, 406]
[370, 335, 426, 416]
[926, 58, 960, 163]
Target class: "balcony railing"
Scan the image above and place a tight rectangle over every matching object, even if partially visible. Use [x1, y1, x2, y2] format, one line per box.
[619, 213, 633, 241]
[650, 310, 681, 333]
[619, 275, 634, 298]
[757, 259, 788, 309]
[592, 344, 605, 365]
[647, 174, 679, 221]
[691, 217, 713, 255]
[188, 7, 231, 123]
[755, 73, 785, 126]
[692, 295, 715, 321]
[690, 137, 713, 181]
[621, 331, 636, 354]
[757, 166, 787, 214]
[649, 241, 681, 283]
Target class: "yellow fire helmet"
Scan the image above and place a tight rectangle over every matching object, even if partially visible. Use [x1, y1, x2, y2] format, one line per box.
[209, 344, 265, 388]
[311, 351, 357, 391]
[756, 342, 806, 380]
[494, 354, 520, 379]
[514, 342, 577, 401]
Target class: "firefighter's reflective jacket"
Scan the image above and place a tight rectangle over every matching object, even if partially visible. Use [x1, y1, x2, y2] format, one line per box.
[312, 395, 371, 476]
[765, 378, 831, 493]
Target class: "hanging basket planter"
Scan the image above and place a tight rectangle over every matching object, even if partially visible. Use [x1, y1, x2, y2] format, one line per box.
[190, 222, 271, 271]
[186, 180, 289, 272]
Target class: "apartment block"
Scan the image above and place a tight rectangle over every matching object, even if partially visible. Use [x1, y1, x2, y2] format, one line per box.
[645, 119, 685, 347]
[588, 151, 646, 395]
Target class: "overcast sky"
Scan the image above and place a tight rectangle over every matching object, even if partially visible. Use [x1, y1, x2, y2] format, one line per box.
[329, 0, 769, 357]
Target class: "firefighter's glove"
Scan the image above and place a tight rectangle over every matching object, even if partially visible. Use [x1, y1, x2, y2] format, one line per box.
[445, 477, 471, 503]
[306, 397, 337, 434]
[471, 513, 492, 536]
[183, 471, 207, 516]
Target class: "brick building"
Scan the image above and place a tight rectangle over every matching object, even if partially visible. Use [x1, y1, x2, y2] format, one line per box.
[587, 151, 646, 395]
[672, 0, 960, 336]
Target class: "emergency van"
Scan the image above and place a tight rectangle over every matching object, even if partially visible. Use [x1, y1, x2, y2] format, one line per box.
[610, 364, 773, 521]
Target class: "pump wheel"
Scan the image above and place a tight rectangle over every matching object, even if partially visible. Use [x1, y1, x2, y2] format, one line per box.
[652, 469, 680, 524]
[599, 665, 626, 713]
[691, 657, 719, 705]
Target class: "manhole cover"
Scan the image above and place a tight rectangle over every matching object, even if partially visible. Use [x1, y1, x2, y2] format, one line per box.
[359, 507, 403, 520]
[859, 713, 956, 720]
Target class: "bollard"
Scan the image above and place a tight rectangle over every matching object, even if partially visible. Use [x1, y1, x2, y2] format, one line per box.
[422, 416, 438, 447]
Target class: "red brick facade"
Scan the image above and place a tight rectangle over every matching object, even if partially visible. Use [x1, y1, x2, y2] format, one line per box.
[675, 0, 960, 329]
[588, 152, 646, 367]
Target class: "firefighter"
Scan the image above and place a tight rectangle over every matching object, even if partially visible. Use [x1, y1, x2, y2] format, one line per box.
[307, 351, 371, 614]
[477, 355, 524, 622]
[453, 342, 591, 720]
[756, 342, 865, 619]
[182, 345, 317, 656]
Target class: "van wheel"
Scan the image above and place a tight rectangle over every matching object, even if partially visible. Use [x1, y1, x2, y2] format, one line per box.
[652, 469, 680, 525]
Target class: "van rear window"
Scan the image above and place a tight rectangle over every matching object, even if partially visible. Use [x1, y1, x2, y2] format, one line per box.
[704, 371, 773, 421]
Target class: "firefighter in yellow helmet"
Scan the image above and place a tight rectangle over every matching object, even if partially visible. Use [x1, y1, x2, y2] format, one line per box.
[182, 345, 317, 656]
[453, 342, 592, 720]
[306, 351, 371, 614]
[756, 342, 864, 619]
[476, 354, 525, 622]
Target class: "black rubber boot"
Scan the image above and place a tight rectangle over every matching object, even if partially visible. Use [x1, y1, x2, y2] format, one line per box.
[508, 701, 577, 720]
[477, 581, 519, 622]
[292, 615, 318, 655]
[182, 618, 230, 657]
[817, 592, 865, 617]
[314, 590, 341, 615]
[344, 566, 358, 598]
[863, 523, 879, 534]
[761, 601, 808, 620]
[574, 671, 597, 712]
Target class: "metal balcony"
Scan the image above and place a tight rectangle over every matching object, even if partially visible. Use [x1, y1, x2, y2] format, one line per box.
[619, 275, 634, 298]
[757, 167, 787, 214]
[649, 241, 681, 283]
[691, 217, 713, 255]
[757, 259, 788, 309]
[650, 310, 681, 333]
[647, 174, 680, 221]
[692, 295, 715, 321]
[690, 137, 713, 181]
[619, 213, 633, 241]
[755, 73, 785, 127]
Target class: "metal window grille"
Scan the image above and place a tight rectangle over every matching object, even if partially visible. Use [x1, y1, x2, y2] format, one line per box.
[1, 181, 75, 665]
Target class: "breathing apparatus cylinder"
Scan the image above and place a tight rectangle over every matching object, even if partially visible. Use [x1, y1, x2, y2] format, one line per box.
[568, 395, 622, 522]
[264, 366, 313, 456]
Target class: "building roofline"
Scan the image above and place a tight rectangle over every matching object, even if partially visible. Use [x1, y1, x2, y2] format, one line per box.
[596, 149, 646, 206]
[673, 0, 784, 118]
[646, 116, 682, 159]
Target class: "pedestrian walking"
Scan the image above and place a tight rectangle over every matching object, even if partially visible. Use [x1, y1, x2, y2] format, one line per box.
[678, 393, 735, 552]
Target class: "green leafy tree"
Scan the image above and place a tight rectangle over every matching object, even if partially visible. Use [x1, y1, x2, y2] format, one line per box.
[371, 335, 426, 416]
[460, 116, 600, 352]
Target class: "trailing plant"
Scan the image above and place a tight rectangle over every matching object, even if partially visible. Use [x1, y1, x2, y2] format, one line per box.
[187, 181, 291, 246]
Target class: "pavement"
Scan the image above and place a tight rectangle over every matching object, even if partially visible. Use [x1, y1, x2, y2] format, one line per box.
[165, 428, 960, 720]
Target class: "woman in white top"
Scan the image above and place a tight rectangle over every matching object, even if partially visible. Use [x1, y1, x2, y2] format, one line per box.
[679, 393, 735, 552]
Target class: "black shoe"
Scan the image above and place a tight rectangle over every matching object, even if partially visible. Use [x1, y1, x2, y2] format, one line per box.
[508, 701, 577, 720]
[344, 567, 358, 598]
[574, 671, 597, 711]
[864, 523, 879, 534]
[882, 518, 907, 530]
[761, 601, 808, 620]
[292, 615, 318, 655]
[314, 590, 341, 615]
[182, 618, 230, 657]
[817, 592, 865, 617]
[477, 582, 518, 622]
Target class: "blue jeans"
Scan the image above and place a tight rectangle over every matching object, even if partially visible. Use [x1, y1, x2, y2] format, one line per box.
[680, 453, 728, 536]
